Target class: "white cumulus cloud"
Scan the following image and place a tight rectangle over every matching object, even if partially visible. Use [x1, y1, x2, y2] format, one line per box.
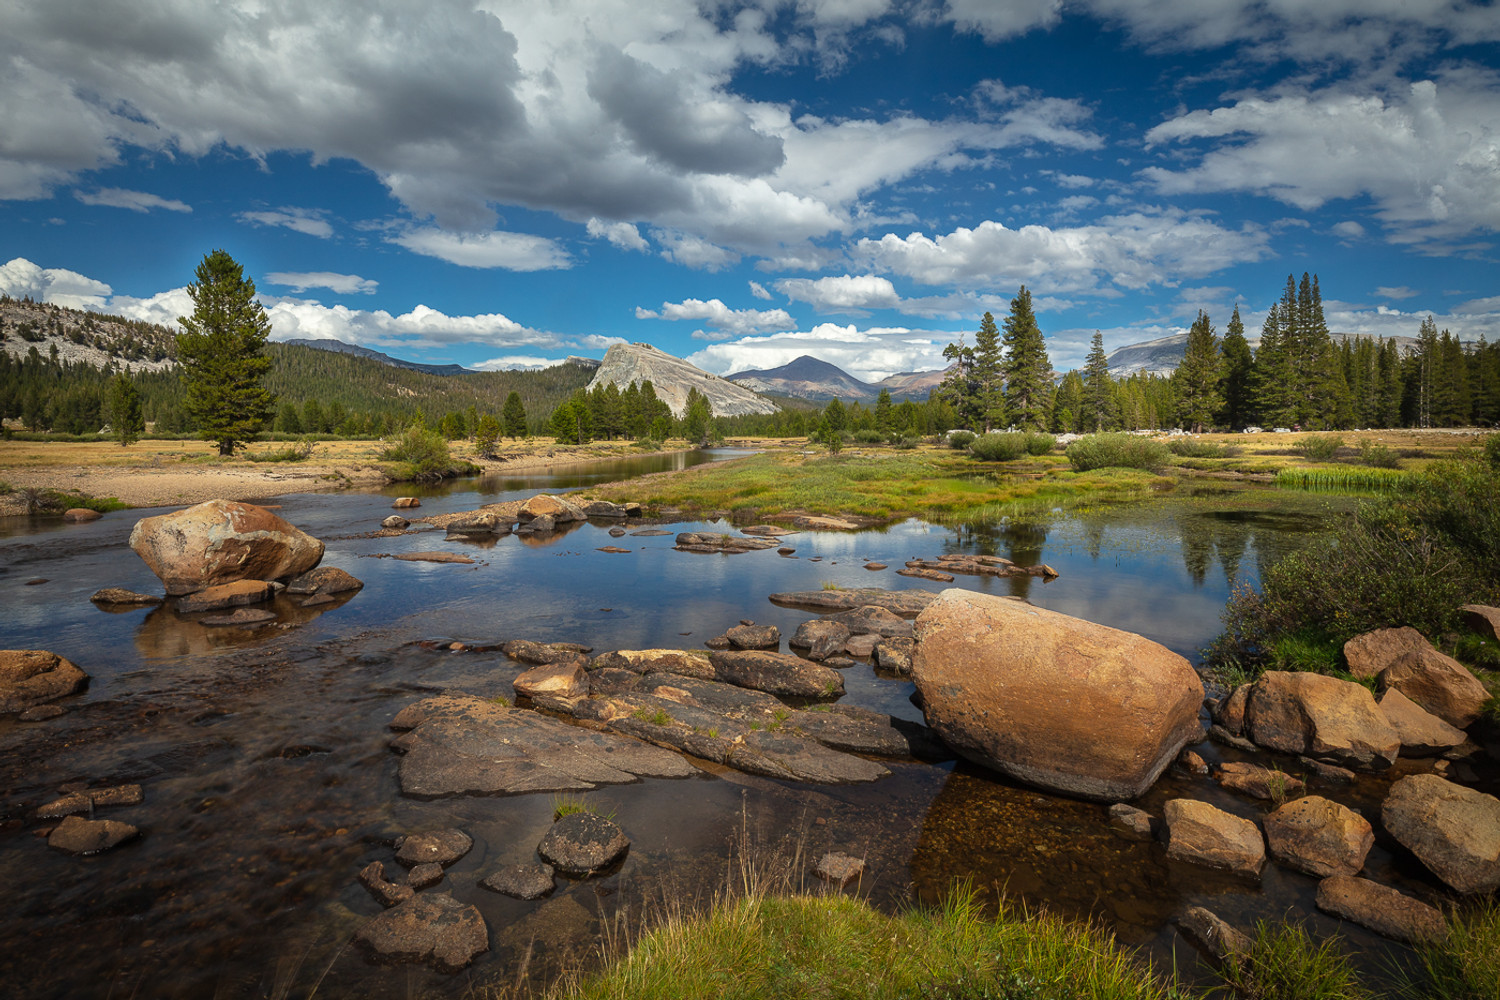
[0, 256, 113, 309]
[585, 218, 649, 252]
[775, 274, 901, 312]
[638, 297, 793, 335]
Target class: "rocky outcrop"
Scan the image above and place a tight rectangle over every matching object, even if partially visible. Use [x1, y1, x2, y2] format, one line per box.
[388, 693, 697, 797]
[1343, 627, 1431, 679]
[768, 588, 938, 617]
[1315, 875, 1447, 943]
[1382, 774, 1500, 894]
[588, 342, 777, 417]
[354, 893, 488, 972]
[90, 588, 162, 606]
[911, 590, 1203, 801]
[1162, 800, 1265, 877]
[706, 650, 843, 698]
[538, 812, 629, 874]
[0, 650, 88, 714]
[47, 815, 139, 855]
[789, 620, 852, 660]
[1262, 796, 1373, 878]
[128, 499, 324, 595]
[1378, 688, 1467, 756]
[1243, 671, 1399, 769]
[1379, 648, 1489, 729]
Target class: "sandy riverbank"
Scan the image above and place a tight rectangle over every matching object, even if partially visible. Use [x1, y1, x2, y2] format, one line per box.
[0, 438, 705, 515]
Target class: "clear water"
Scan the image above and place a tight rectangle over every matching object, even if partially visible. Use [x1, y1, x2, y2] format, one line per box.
[0, 460, 1446, 998]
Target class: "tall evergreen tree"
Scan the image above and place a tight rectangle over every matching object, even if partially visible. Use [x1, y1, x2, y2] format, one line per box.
[1081, 330, 1115, 431]
[1414, 315, 1440, 428]
[1051, 370, 1083, 433]
[1252, 303, 1297, 427]
[176, 249, 276, 455]
[971, 311, 1005, 431]
[937, 333, 981, 429]
[1377, 338, 1403, 427]
[107, 371, 144, 446]
[1000, 286, 1052, 429]
[502, 390, 527, 438]
[1218, 305, 1254, 429]
[1173, 311, 1222, 432]
[874, 388, 893, 434]
[682, 388, 715, 446]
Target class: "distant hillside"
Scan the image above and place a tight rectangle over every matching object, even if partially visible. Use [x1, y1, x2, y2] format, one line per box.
[283, 337, 474, 376]
[589, 342, 778, 417]
[726, 354, 945, 402]
[1, 296, 176, 372]
[1106, 331, 1432, 378]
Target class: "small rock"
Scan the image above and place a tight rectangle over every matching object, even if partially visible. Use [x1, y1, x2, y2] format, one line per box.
[704, 635, 733, 650]
[0, 650, 89, 714]
[395, 829, 473, 868]
[381, 515, 410, 529]
[89, 588, 161, 606]
[864, 563, 886, 571]
[1315, 875, 1447, 943]
[1298, 757, 1355, 784]
[177, 579, 275, 613]
[481, 863, 556, 900]
[1179, 906, 1253, 961]
[1459, 603, 1500, 642]
[1215, 761, 1305, 801]
[1107, 803, 1156, 841]
[1263, 796, 1373, 878]
[596, 546, 631, 554]
[843, 634, 879, 657]
[200, 608, 277, 627]
[789, 620, 852, 661]
[17, 704, 65, 721]
[392, 551, 474, 564]
[814, 851, 865, 886]
[608, 527, 627, 537]
[537, 812, 629, 875]
[392, 497, 421, 509]
[1214, 685, 1249, 735]
[354, 893, 488, 972]
[1380, 648, 1489, 729]
[896, 567, 954, 582]
[1177, 749, 1209, 774]
[777, 547, 796, 556]
[285, 566, 364, 596]
[1208, 725, 1258, 752]
[406, 863, 444, 890]
[513, 661, 588, 701]
[1163, 799, 1265, 878]
[47, 815, 139, 855]
[359, 860, 415, 907]
[35, 784, 143, 819]
[62, 508, 102, 523]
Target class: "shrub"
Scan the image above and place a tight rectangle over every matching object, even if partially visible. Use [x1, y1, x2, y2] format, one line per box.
[1023, 431, 1056, 455]
[1065, 433, 1170, 472]
[968, 432, 1027, 461]
[947, 430, 977, 450]
[1353, 437, 1401, 468]
[379, 425, 476, 482]
[853, 429, 885, 444]
[889, 433, 918, 449]
[1293, 434, 1344, 461]
[245, 437, 316, 463]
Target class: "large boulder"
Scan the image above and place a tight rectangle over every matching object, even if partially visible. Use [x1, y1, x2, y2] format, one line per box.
[519, 494, 584, 523]
[1342, 627, 1432, 679]
[1162, 799, 1265, 878]
[1382, 774, 1500, 894]
[0, 650, 88, 714]
[910, 590, 1203, 801]
[1378, 688, 1467, 756]
[1243, 671, 1399, 769]
[1459, 603, 1500, 642]
[1262, 796, 1373, 878]
[128, 499, 324, 595]
[1379, 648, 1489, 729]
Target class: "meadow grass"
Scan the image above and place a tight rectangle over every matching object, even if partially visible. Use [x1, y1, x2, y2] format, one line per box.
[586, 449, 1161, 522]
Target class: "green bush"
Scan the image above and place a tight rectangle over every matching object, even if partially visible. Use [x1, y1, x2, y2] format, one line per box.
[889, 433, 918, 449]
[947, 430, 977, 450]
[1023, 431, 1056, 455]
[853, 429, 885, 444]
[245, 437, 316, 463]
[1293, 434, 1344, 461]
[1065, 433, 1170, 472]
[968, 432, 1028, 461]
[379, 425, 476, 482]
[1354, 438, 1401, 468]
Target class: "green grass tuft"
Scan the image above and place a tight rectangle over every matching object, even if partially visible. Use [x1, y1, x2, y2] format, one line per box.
[631, 706, 673, 727]
[1275, 466, 1413, 493]
[1216, 921, 1371, 1000]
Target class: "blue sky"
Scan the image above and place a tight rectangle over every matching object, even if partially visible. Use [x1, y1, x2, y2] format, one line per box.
[2, 1, 1498, 380]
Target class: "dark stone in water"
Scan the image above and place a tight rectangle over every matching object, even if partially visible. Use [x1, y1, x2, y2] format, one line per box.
[538, 812, 629, 875]
[35, 784, 143, 819]
[354, 892, 488, 972]
[706, 650, 844, 698]
[482, 863, 556, 900]
[395, 829, 472, 868]
[90, 588, 162, 606]
[406, 863, 444, 889]
[359, 861, 415, 908]
[200, 608, 277, 627]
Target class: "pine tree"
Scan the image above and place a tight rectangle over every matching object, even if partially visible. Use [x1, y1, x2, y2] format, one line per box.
[107, 371, 144, 446]
[1051, 370, 1083, 433]
[1173, 311, 1222, 432]
[938, 333, 980, 429]
[502, 391, 527, 439]
[874, 388, 893, 434]
[176, 249, 276, 455]
[972, 311, 1005, 431]
[474, 413, 501, 456]
[1377, 338, 1403, 427]
[682, 388, 714, 446]
[1000, 286, 1052, 429]
[1252, 303, 1297, 428]
[1434, 330, 1471, 426]
[1414, 316, 1439, 428]
[1218, 306, 1254, 429]
[1081, 330, 1115, 431]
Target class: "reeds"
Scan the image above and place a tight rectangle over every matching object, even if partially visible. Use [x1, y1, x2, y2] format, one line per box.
[1275, 466, 1413, 492]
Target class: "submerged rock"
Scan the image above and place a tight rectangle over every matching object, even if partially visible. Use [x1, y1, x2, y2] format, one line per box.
[911, 590, 1204, 801]
[768, 588, 937, 617]
[89, 588, 161, 607]
[354, 893, 488, 972]
[1107, 803, 1156, 842]
[1383, 774, 1500, 894]
[0, 650, 88, 714]
[48, 815, 139, 855]
[176, 579, 276, 613]
[285, 567, 363, 596]
[200, 607, 277, 627]
[537, 812, 629, 875]
[359, 861, 415, 908]
[1179, 907, 1253, 961]
[789, 620, 851, 661]
[129, 499, 324, 595]
[482, 863, 555, 899]
[62, 508, 102, 523]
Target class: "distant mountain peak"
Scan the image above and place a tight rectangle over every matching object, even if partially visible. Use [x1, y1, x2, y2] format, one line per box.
[283, 337, 475, 376]
[588, 342, 777, 417]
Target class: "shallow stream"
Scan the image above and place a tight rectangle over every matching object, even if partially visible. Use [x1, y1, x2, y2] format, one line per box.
[0, 453, 1480, 998]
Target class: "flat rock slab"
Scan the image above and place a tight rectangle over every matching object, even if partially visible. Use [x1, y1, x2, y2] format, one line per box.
[36, 784, 143, 819]
[393, 551, 475, 564]
[769, 589, 938, 617]
[177, 579, 276, 613]
[674, 532, 778, 554]
[589, 649, 715, 680]
[1163, 799, 1265, 878]
[285, 566, 364, 596]
[48, 815, 139, 855]
[1215, 761, 1305, 801]
[707, 650, 844, 698]
[354, 893, 488, 973]
[896, 567, 955, 582]
[1380, 688, 1467, 756]
[1179, 907, 1252, 961]
[395, 829, 473, 868]
[200, 608, 277, 627]
[537, 812, 629, 874]
[0, 650, 89, 714]
[629, 529, 674, 536]
[389, 694, 696, 797]
[1316, 875, 1446, 943]
[482, 863, 555, 899]
[90, 588, 161, 606]
[1383, 773, 1500, 894]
